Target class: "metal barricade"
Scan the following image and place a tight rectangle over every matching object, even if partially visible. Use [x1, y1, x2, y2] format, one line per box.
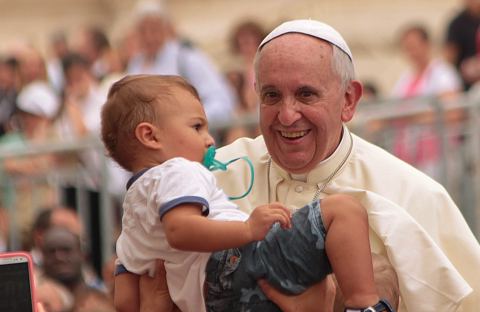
[0, 136, 116, 275]
[350, 93, 480, 238]
[0, 92, 479, 274]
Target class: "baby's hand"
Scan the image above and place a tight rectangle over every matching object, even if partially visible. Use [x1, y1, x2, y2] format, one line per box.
[246, 203, 291, 241]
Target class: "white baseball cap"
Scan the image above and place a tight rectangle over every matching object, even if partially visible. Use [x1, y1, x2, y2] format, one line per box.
[259, 19, 353, 60]
[17, 81, 60, 119]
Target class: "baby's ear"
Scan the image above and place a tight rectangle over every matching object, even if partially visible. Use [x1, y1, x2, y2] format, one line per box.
[135, 122, 162, 149]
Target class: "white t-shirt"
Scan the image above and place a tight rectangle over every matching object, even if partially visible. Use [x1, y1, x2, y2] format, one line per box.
[116, 157, 248, 312]
[391, 58, 461, 98]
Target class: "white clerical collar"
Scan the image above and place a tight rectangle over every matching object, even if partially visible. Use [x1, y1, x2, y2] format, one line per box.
[277, 124, 353, 184]
[290, 173, 307, 182]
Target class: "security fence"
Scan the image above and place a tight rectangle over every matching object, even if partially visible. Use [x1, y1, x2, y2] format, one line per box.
[1, 92, 479, 275]
[350, 93, 480, 238]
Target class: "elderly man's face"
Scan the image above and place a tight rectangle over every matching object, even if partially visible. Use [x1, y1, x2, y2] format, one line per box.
[256, 34, 359, 174]
[137, 16, 167, 56]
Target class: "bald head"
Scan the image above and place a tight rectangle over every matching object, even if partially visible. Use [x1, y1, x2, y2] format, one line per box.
[50, 208, 83, 238]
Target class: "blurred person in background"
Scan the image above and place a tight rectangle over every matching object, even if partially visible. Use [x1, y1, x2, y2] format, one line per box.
[36, 276, 74, 312]
[0, 80, 61, 248]
[355, 80, 385, 146]
[229, 20, 266, 113]
[28, 206, 84, 268]
[57, 52, 104, 139]
[114, 29, 140, 75]
[0, 47, 56, 251]
[58, 51, 130, 190]
[393, 24, 462, 99]
[361, 81, 380, 103]
[56, 52, 129, 278]
[0, 57, 20, 137]
[46, 31, 70, 94]
[223, 20, 266, 144]
[127, 0, 236, 126]
[391, 24, 462, 180]
[69, 26, 127, 106]
[55, 52, 105, 191]
[71, 26, 123, 83]
[30, 207, 109, 300]
[39, 226, 115, 312]
[444, 0, 480, 90]
[17, 47, 49, 87]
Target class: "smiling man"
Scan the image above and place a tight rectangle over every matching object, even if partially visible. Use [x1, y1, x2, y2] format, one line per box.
[256, 34, 358, 174]
[214, 19, 480, 311]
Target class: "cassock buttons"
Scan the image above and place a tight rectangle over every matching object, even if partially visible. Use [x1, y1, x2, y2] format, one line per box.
[295, 185, 304, 193]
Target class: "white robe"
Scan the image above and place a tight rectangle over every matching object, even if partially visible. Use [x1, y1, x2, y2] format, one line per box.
[215, 126, 480, 311]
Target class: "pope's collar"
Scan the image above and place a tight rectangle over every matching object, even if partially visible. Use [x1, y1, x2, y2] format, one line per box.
[271, 124, 353, 184]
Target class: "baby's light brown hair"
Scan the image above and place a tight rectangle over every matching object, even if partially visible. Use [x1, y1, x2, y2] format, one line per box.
[101, 74, 200, 172]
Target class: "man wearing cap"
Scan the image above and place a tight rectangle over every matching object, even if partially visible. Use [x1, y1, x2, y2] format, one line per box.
[138, 19, 480, 312]
[0, 80, 61, 246]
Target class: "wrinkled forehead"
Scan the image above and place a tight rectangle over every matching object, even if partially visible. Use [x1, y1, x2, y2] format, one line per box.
[43, 228, 80, 249]
[254, 34, 342, 90]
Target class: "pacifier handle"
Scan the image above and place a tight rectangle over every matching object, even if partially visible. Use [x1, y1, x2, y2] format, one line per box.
[202, 146, 254, 200]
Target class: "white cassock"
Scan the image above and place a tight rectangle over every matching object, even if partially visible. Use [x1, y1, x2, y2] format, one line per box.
[215, 125, 480, 312]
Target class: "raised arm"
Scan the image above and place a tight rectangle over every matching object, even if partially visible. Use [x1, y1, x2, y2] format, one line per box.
[162, 202, 291, 252]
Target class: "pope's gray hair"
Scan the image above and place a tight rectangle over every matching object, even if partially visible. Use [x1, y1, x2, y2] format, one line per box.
[332, 44, 355, 90]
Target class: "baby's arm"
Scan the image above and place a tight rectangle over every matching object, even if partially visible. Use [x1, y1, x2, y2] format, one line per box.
[114, 271, 140, 312]
[162, 202, 291, 252]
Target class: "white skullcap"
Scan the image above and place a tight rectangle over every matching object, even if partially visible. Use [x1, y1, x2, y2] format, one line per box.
[259, 19, 353, 60]
[17, 81, 60, 119]
[133, 0, 168, 19]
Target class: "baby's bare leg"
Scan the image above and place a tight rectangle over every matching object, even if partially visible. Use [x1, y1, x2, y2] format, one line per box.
[114, 271, 140, 312]
[321, 194, 379, 309]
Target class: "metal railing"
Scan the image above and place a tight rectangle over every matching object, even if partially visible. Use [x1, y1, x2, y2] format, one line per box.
[350, 93, 480, 238]
[0, 92, 479, 273]
[0, 136, 116, 275]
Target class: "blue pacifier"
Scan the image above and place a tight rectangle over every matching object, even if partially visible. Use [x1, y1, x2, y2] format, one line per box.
[202, 146, 254, 200]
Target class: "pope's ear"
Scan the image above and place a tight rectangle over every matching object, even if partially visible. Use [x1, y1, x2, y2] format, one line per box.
[135, 122, 162, 149]
[341, 80, 362, 122]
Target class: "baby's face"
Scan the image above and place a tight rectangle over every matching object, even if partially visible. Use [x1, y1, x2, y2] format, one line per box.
[157, 89, 215, 163]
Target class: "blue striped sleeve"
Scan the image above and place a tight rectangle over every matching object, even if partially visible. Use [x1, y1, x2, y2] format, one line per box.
[159, 196, 209, 220]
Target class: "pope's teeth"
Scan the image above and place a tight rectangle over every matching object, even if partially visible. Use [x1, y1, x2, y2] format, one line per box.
[281, 131, 307, 138]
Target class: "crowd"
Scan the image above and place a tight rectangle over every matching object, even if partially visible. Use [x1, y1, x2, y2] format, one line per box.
[0, 0, 479, 311]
